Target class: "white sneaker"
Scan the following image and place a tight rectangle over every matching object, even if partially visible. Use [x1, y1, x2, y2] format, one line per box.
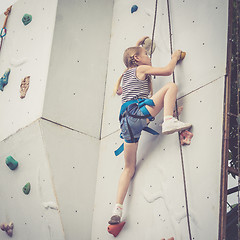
[162, 117, 192, 135]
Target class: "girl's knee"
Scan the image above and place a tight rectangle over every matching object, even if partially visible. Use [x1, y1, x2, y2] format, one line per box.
[166, 82, 178, 90]
[124, 167, 136, 178]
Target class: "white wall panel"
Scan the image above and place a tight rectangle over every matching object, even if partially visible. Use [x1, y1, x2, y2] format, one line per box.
[176, 77, 225, 239]
[42, 0, 113, 139]
[93, 127, 188, 239]
[0, 0, 58, 141]
[0, 121, 64, 240]
[101, 0, 228, 139]
[93, 76, 225, 239]
[100, 0, 169, 139]
[169, 0, 228, 97]
[40, 119, 100, 240]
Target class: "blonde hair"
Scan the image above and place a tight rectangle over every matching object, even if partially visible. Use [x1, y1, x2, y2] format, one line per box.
[113, 47, 153, 97]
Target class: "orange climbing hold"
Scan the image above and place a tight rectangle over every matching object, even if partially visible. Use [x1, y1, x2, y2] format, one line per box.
[107, 222, 125, 237]
[180, 130, 193, 145]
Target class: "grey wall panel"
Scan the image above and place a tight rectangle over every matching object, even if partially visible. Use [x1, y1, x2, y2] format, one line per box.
[0, 121, 65, 240]
[43, 0, 114, 139]
[40, 119, 100, 240]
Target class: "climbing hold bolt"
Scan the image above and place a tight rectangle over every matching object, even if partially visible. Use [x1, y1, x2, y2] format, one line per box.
[180, 130, 193, 145]
[22, 14, 32, 25]
[142, 37, 156, 55]
[0, 222, 14, 237]
[0, 68, 10, 91]
[23, 182, 31, 195]
[131, 5, 138, 13]
[20, 76, 30, 98]
[108, 222, 126, 237]
[5, 156, 18, 170]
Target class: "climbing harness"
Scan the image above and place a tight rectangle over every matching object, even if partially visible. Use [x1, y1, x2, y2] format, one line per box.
[166, 1, 193, 239]
[115, 98, 159, 156]
[0, 6, 12, 53]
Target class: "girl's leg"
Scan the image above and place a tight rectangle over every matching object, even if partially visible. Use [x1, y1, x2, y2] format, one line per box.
[145, 82, 178, 118]
[116, 142, 138, 204]
[109, 142, 138, 224]
[145, 82, 192, 134]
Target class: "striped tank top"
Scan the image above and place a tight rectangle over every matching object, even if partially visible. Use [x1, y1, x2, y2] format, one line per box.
[121, 67, 150, 104]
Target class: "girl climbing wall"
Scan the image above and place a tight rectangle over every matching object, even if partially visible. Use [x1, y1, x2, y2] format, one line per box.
[108, 36, 192, 239]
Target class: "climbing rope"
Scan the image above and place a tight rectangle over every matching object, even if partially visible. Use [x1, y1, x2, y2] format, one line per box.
[150, 0, 158, 59]
[0, 6, 12, 53]
[166, 1, 193, 239]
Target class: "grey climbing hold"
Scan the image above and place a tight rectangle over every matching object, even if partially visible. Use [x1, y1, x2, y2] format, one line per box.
[0, 68, 10, 91]
[23, 182, 31, 195]
[142, 37, 156, 55]
[5, 156, 18, 170]
[22, 14, 32, 25]
[131, 5, 138, 13]
[0, 222, 14, 237]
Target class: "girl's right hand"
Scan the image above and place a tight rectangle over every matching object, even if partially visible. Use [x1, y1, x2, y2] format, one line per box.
[171, 50, 182, 61]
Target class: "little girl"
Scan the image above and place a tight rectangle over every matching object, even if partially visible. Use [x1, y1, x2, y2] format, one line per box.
[108, 37, 192, 237]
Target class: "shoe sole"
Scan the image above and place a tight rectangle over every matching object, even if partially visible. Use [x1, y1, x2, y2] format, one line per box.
[162, 124, 192, 135]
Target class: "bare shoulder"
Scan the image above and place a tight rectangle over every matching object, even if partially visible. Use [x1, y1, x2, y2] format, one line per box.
[136, 65, 151, 80]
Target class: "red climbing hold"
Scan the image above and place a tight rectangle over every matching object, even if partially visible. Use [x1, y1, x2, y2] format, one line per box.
[180, 130, 193, 145]
[107, 222, 125, 237]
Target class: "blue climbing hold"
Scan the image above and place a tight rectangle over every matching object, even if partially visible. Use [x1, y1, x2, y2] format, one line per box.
[0, 68, 11, 91]
[131, 5, 138, 13]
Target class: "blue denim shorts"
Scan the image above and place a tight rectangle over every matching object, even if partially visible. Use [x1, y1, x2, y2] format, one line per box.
[120, 103, 150, 143]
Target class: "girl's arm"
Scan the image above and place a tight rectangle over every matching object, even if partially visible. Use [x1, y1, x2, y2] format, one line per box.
[139, 50, 182, 76]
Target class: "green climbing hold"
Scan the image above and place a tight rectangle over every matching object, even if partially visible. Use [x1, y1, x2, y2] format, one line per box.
[5, 156, 18, 170]
[0, 68, 10, 91]
[23, 182, 31, 195]
[22, 14, 32, 25]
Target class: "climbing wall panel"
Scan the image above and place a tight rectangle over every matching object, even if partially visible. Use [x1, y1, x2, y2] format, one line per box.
[0, 121, 64, 240]
[0, 0, 58, 141]
[40, 119, 100, 240]
[92, 130, 189, 240]
[93, 78, 225, 240]
[100, 0, 173, 139]
[93, 0, 228, 239]
[42, 0, 113, 139]
[169, 0, 229, 98]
